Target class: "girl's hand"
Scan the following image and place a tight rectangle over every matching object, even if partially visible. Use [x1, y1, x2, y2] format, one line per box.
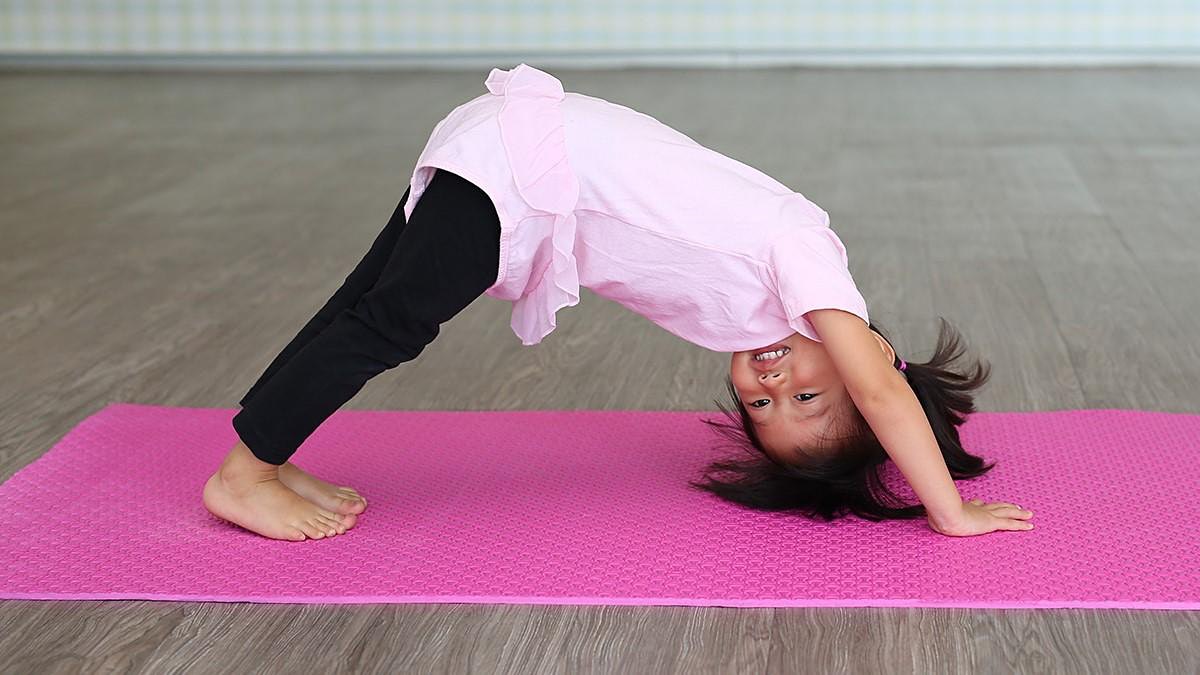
[927, 499, 1035, 537]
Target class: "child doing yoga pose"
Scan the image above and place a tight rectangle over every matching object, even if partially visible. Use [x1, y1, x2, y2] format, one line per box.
[203, 64, 1035, 542]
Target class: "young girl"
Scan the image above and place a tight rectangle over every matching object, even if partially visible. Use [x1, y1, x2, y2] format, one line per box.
[203, 63, 1035, 542]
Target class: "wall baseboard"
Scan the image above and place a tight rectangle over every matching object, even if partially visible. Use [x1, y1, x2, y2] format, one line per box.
[3, 50, 1200, 70]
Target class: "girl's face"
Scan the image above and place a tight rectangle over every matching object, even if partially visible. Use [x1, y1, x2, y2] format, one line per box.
[728, 330, 896, 462]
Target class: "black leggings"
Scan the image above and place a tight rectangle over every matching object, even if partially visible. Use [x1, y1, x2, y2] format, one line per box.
[232, 168, 501, 465]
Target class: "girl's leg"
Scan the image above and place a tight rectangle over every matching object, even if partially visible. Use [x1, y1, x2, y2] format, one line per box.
[237, 186, 412, 409]
[231, 169, 500, 465]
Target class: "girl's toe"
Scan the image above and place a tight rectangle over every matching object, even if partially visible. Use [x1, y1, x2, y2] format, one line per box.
[322, 515, 347, 534]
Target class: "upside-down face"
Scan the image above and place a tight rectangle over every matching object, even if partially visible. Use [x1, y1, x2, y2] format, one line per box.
[728, 330, 896, 463]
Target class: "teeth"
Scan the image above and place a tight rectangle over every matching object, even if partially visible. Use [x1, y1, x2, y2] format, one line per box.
[753, 347, 790, 361]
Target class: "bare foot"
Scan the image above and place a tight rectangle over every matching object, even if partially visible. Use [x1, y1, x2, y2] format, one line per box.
[202, 441, 352, 541]
[278, 461, 368, 516]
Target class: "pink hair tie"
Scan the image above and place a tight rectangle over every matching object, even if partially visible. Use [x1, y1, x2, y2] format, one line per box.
[898, 359, 908, 372]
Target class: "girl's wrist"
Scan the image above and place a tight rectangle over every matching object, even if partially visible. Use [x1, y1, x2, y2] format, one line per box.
[926, 504, 966, 532]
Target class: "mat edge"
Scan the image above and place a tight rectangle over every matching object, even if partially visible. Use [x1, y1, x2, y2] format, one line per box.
[0, 592, 1195, 611]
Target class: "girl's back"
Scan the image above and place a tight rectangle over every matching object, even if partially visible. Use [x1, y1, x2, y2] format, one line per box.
[562, 91, 829, 256]
[405, 63, 869, 351]
[559, 90, 861, 351]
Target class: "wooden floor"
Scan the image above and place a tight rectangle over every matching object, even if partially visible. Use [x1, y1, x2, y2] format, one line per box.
[2, 65, 1199, 673]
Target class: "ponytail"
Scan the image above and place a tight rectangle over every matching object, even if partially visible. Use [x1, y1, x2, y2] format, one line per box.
[884, 317, 994, 480]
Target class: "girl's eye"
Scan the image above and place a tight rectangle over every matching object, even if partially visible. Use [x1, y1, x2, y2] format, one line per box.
[749, 393, 816, 408]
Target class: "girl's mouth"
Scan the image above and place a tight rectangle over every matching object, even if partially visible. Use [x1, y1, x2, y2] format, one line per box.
[753, 346, 790, 361]
[750, 344, 791, 369]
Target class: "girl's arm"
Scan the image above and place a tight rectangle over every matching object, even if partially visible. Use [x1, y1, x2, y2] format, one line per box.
[805, 309, 966, 529]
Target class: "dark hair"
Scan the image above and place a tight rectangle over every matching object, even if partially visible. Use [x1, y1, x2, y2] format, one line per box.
[689, 317, 995, 522]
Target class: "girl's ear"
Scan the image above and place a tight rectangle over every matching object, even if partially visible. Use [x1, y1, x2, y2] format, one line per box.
[870, 328, 899, 363]
[805, 309, 899, 402]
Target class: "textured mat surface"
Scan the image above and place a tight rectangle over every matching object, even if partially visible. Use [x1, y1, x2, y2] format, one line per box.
[1, 403, 1197, 609]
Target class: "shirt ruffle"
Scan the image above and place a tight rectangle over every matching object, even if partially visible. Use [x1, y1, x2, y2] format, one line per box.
[485, 63, 581, 345]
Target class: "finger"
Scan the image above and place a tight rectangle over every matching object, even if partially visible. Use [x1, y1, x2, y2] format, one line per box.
[995, 511, 1033, 523]
[986, 502, 1032, 516]
[1000, 518, 1035, 531]
[986, 503, 1033, 516]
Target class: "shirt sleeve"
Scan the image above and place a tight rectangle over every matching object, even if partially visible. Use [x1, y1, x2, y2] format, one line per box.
[767, 227, 870, 342]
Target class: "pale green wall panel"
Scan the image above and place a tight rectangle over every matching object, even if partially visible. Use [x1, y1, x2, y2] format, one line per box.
[1, 1, 1198, 55]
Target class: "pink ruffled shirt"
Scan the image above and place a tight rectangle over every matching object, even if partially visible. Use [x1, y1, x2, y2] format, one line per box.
[404, 63, 869, 353]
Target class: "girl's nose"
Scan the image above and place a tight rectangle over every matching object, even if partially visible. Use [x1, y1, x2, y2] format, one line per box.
[759, 371, 784, 383]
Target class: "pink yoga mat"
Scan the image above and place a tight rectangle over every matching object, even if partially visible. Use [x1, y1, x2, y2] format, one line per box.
[1, 403, 1197, 609]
